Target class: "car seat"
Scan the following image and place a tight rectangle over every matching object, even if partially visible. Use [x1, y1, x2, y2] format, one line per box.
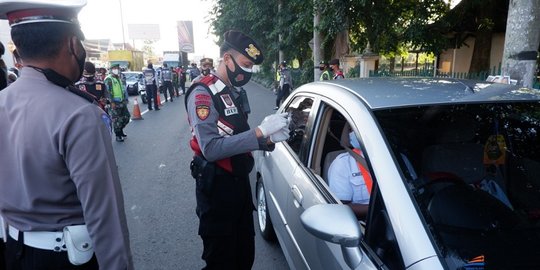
[421, 118, 485, 184]
[421, 117, 512, 208]
[323, 122, 350, 182]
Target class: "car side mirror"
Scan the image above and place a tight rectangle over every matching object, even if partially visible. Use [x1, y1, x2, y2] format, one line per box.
[301, 204, 363, 270]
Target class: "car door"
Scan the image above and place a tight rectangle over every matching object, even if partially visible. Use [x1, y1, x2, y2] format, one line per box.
[261, 95, 317, 267]
[284, 96, 380, 270]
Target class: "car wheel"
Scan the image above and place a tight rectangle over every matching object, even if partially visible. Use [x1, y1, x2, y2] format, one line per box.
[257, 178, 276, 241]
[141, 95, 147, 104]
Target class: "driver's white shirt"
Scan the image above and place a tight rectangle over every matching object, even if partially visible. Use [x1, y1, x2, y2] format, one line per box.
[328, 152, 370, 204]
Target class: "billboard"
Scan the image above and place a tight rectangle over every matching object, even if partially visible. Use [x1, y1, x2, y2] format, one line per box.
[177, 21, 194, 53]
[128, 24, 161, 40]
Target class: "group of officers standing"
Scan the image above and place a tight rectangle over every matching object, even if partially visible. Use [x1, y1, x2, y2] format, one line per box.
[0, 1, 291, 270]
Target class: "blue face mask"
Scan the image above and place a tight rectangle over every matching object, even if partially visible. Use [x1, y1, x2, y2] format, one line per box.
[349, 131, 360, 149]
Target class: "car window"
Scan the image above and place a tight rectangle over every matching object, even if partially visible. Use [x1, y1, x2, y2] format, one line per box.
[374, 102, 540, 269]
[284, 96, 314, 156]
[311, 102, 405, 269]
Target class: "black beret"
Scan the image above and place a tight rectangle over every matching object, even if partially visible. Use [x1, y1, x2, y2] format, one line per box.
[223, 30, 264, 65]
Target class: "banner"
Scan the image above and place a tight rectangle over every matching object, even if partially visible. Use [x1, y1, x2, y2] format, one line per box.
[177, 21, 194, 53]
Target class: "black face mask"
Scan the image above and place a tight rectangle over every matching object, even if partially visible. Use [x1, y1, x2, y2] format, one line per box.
[319, 66, 325, 71]
[201, 68, 210, 76]
[226, 55, 252, 87]
[70, 40, 86, 81]
[83, 74, 95, 81]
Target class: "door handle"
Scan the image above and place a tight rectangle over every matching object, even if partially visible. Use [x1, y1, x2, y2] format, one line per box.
[291, 185, 303, 206]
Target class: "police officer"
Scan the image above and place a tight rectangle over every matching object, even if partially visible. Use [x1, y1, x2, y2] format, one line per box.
[104, 63, 130, 142]
[143, 61, 160, 110]
[178, 65, 187, 95]
[189, 62, 200, 81]
[330, 58, 345, 79]
[186, 30, 290, 269]
[274, 60, 292, 110]
[76, 61, 109, 111]
[0, 1, 133, 269]
[192, 57, 214, 83]
[319, 60, 331, 81]
[160, 63, 174, 102]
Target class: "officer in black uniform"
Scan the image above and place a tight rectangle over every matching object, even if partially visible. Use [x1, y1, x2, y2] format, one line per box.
[160, 63, 174, 102]
[143, 61, 160, 110]
[185, 30, 290, 269]
[76, 61, 109, 111]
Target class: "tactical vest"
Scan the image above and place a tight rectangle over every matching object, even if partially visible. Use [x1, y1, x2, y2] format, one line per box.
[143, 68, 155, 85]
[161, 68, 172, 81]
[186, 75, 253, 175]
[320, 70, 330, 81]
[78, 81, 106, 100]
[105, 76, 124, 101]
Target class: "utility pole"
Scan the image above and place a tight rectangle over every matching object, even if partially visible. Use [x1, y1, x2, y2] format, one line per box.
[119, 0, 126, 50]
[278, 0, 284, 64]
[313, 1, 322, 81]
[501, 0, 540, 88]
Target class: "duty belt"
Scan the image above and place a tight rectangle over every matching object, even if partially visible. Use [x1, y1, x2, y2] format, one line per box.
[9, 225, 66, 252]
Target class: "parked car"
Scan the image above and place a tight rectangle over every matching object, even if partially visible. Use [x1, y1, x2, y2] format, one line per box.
[122, 71, 144, 96]
[254, 77, 540, 270]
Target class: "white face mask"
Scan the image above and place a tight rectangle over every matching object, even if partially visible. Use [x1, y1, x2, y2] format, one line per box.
[112, 69, 119, 75]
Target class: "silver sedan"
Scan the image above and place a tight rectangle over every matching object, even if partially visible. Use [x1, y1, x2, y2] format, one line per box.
[254, 78, 540, 270]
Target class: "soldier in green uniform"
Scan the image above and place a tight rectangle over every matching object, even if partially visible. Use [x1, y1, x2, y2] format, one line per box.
[104, 63, 130, 142]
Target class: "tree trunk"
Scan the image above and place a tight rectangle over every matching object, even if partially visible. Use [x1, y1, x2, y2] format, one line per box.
[313, 1, 323, 81]
[469, 1, 495, 73]
[502, 0, 540, 87]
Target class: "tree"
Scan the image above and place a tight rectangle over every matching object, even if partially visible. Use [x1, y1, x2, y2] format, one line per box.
[502, 0, 540, 87]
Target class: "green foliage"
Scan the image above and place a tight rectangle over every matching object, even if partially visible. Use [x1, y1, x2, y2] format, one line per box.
[209, 0, 451, 82]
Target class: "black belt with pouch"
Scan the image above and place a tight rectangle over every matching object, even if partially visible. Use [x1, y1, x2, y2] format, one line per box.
[190, 155, 215, 196]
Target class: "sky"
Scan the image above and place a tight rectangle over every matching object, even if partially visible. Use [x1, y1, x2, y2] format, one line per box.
[78, 0, 220, 60]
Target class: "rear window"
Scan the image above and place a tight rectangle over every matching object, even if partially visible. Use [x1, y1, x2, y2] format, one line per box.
[374, 102, 540, 269]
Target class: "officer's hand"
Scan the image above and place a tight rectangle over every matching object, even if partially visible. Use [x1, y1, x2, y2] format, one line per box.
[258, 113, 289, 137]
[270, 127, 290, 143]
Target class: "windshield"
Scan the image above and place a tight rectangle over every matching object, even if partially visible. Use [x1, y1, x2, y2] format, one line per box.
[123, 73, 141, 81]
[374, 102, 540, 269]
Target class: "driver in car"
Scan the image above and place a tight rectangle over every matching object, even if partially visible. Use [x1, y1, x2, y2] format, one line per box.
[328, 130, 372, 219]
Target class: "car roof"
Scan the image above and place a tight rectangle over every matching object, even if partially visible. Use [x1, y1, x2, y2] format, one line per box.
[308, 77, 540, 109]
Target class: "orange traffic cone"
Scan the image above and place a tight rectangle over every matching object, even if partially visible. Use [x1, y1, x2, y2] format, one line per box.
[131, 97, 143, 120]
[156, 90, 161, 106]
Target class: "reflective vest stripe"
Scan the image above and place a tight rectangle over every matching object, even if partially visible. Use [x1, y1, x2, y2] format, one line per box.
[107, 76, 123, 100]
[353, 148, 373, 195]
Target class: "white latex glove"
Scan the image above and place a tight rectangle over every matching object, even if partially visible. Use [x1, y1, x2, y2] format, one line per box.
[258, 113, 289, 137]
[270, 127, 290, 143]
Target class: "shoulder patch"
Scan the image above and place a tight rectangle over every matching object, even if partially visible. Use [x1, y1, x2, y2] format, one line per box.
[101, 113, 112, 134]
[195, 93, 212, 107]
[196, 105, 210, 120]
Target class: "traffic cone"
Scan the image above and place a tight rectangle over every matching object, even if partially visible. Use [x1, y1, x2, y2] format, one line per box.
[131, 97, 143, 120]
[156, 90, 161, 105]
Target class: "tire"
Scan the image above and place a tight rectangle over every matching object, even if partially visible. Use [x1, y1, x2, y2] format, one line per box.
[256, 178, 276, 241]
[141, 94, 147, 104]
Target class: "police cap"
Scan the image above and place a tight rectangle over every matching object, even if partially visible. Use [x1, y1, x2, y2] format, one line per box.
[200, 57, 213, 66]
[223, 30, 263, 65]
[0, 0, 87, 27]
[110, 63, 120, 69]
[319, 60, 328, 66]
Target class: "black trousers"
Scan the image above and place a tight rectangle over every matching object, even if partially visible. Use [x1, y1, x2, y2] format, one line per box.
[5, 234, 98, 270]
[162, 81, 174, 101]
[146, 84, 159, 109]
[196, 171, 255, 270]
[201, 233, 254, 270]
[276, 84, 290, 107]
[1, 241, 6, 270]
[179, 81, 186, 94]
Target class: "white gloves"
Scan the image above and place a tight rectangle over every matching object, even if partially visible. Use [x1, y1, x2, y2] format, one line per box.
[270, 127, 290, 143]
[258, 113, 289, 137]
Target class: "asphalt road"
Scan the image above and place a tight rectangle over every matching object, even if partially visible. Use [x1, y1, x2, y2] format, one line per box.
[114, 81, 289, 269]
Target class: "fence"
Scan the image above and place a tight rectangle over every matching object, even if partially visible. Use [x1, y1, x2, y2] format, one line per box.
[370, 63, 502, 81]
